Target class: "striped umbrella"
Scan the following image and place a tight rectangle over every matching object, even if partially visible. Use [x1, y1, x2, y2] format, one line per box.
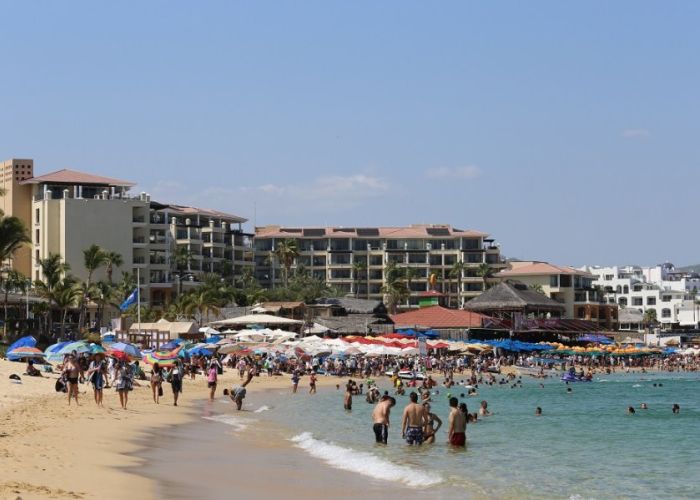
[44, 341, 73, 362]
[48, 340, 91, 360]
[143, 346, 182, 367]
[8, 346, 45, 360]
[89, 344, 106, 355]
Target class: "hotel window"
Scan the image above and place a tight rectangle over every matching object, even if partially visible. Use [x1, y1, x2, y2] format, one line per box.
[661, 308, 671, 318]
[662, 295, 672, 302]
[632, 297, 643, 306]
[647, 297, 656, 306]
[35, 229, 40, 244]
[550, 275, 559, 287]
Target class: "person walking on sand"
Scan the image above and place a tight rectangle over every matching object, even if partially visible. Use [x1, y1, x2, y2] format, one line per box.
[150, 363, 163, 404]
[371, 395, 396, 444]
[447, 396, 467, 447]
[62, 354, 81, 406]
[115, 361, 133, 410]
[86, 354, 108, 407]
[169, 359, 184, 406]
[401, 392, 428, 445]
[207, 360, 218, 401]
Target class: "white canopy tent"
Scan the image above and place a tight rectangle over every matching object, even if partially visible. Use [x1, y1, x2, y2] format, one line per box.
[209, 314, 303, 327]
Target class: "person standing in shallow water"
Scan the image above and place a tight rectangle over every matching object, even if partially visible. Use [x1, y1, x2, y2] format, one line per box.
[448, 397, 466, 447]
[402, 392, 428, 445]
[344, 380, 353, 410]
[371, 396, 396, 444]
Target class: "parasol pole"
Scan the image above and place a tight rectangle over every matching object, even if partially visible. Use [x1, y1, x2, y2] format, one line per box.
[137, 267, 141, 336]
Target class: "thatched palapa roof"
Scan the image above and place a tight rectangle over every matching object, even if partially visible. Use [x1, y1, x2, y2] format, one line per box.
[465, 281, 565, 313]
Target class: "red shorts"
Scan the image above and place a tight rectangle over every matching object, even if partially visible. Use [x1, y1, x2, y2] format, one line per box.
[450, 432, 466, 446]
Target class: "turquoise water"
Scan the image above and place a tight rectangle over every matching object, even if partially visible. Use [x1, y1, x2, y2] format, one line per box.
[252, 372, 700, 499]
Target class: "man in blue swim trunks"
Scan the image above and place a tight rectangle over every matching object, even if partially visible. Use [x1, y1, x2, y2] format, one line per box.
[401, 392, 428, 445]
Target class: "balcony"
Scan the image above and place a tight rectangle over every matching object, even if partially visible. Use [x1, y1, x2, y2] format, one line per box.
[132, 236, 147, 247]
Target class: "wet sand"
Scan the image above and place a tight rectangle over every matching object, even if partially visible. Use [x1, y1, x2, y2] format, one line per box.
[134, 391, 442, 500]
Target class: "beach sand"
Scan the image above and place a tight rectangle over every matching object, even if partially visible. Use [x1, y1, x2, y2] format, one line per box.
[0, 359, 336, 500]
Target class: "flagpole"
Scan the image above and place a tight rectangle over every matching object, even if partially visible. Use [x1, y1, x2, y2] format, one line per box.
[137, 268, 141, 336]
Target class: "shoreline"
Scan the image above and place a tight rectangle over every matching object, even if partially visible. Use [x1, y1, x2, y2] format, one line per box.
[0, 359, 336, 500]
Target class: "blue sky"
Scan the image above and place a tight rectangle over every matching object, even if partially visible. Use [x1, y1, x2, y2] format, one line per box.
[1, 1, 698, 266]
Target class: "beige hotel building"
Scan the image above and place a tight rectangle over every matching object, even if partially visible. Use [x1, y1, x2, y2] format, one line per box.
[1, 158, 254, 310]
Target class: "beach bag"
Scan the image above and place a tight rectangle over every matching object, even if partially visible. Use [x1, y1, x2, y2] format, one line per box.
[158, 385, 163, 397]
[55, 378, 66, 393]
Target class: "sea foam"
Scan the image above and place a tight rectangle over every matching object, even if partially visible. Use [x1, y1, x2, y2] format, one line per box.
[254, 405, 271, 413]
[203, 414, 250, 431]
[290, 432, 443, 487]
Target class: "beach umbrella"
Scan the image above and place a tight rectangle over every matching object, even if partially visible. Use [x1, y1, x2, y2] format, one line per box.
[218, 343, 246, 355]
[109, 342, 142, 359]
[44, 341, 73, 362]
[7, 346, 45, 361]
[89, 343, 106, 355]
[48, 340, 91, 359]
[159, 340, 180, 351]
[143, 346, 182, 367]
[188, 347, 213, 357]
[107, 350, 132, 362]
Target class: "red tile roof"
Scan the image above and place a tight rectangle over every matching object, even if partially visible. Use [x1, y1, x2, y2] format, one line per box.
[21, 169, 135, 187]
[496, 262, 594, 278]
[391, 306, 488, 329]
[255, 224, 488, 239]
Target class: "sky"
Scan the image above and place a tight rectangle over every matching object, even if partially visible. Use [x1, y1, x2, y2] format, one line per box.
[1, 1, 699, 267]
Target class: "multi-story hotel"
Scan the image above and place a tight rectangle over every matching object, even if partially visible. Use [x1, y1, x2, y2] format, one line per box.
[2, 158, 254, 313]
[495, 261, 618, 328]
[254, 224, 506, 307]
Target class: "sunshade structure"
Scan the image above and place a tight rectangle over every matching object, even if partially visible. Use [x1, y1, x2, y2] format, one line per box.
[578, 334, 614, 345]
[143, 347, 182, 367]
[465, 281, 566, 317]
[209, 314, 303, 328]
[7, 346, 45, 360]
[44, 341, 74, 362]
[108, 342, 142, 361]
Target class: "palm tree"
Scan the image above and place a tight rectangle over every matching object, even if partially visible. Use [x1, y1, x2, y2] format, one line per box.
[476, 263, 493, 291]
[93, 281, 114, 328]
[3, 269, 28, 328]
[0, 216, 31, 331]
[381, 262, 410, 314]
[449, 261, 466, 308]
[104, 251, 123, 284]
[530, 283, 545, 294]
[273, 239, 299, 288]
[173, 246, 194, 295]
[53, 277, 79, 339]
[36, 254, 71, 335]
[643, 308, 657, 327]
[352, 260, 367, 298]
[79, 244, 108, 330]
[183, 288, 221, 325]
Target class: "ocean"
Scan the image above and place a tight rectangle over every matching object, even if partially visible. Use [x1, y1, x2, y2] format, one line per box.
[140, 371, 700, 499]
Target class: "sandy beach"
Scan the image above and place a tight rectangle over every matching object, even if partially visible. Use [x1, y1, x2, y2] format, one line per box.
[0, 359, 336, 500]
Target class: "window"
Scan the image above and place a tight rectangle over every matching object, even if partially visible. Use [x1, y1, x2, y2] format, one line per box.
[369, 255, 383, 266]
[35, 229, 40, 244]
[632, 297, 643, 306]
[661, 308, 671, 318]
[618, 297, 628, 306]
[616, 285, 622, 293]
[550, 275, 559, 287]
[646, 297, 656, 306]
[35, 208, 40, 224]
[662, 295, 672, 303]
[623, 285, 629, 294]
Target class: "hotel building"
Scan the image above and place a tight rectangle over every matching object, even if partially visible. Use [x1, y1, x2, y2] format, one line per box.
[495, 261, 618, 328]
[2, 159, 254, 313]
[253, 224, 506, 307]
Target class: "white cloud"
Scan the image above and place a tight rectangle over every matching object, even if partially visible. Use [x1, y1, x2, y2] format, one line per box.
[137, 172, 394, 226]
[622, 128, 651, 139]
[425, 165, 481, 179]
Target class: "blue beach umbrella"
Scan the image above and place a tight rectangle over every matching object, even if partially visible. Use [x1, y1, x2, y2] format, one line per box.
[44, 341, 73, 362]
[188, 347, 213, 357]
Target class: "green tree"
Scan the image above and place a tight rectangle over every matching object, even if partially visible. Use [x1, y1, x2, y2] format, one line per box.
[173, 246, 194, 295]
[643, 308, 658, 327]
[273, 239, 299, 288]
[104, 250, 124, 284]
[352, 260, 367, 298]
[3, 269, 29, 329]
[0, 216, 31, 332]
[476, 263, 493, 291]
[381, 262, 410, 314]
[449, 261, 466, 308]
[53, 277, 80, 339]
[530, 283, 545, 294]
[79, 244, 108, 331]
[35, 254, 71, 335]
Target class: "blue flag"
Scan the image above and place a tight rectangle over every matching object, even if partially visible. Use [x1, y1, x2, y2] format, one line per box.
[119, 288, 139, 311]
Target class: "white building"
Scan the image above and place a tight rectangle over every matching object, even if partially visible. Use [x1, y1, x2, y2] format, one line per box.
[582, 264, 693, 330]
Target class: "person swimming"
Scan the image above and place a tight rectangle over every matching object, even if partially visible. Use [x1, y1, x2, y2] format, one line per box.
[535, 406, 542, 416]
[627, 406, 636, 414]
[672, 404, 680, 414]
